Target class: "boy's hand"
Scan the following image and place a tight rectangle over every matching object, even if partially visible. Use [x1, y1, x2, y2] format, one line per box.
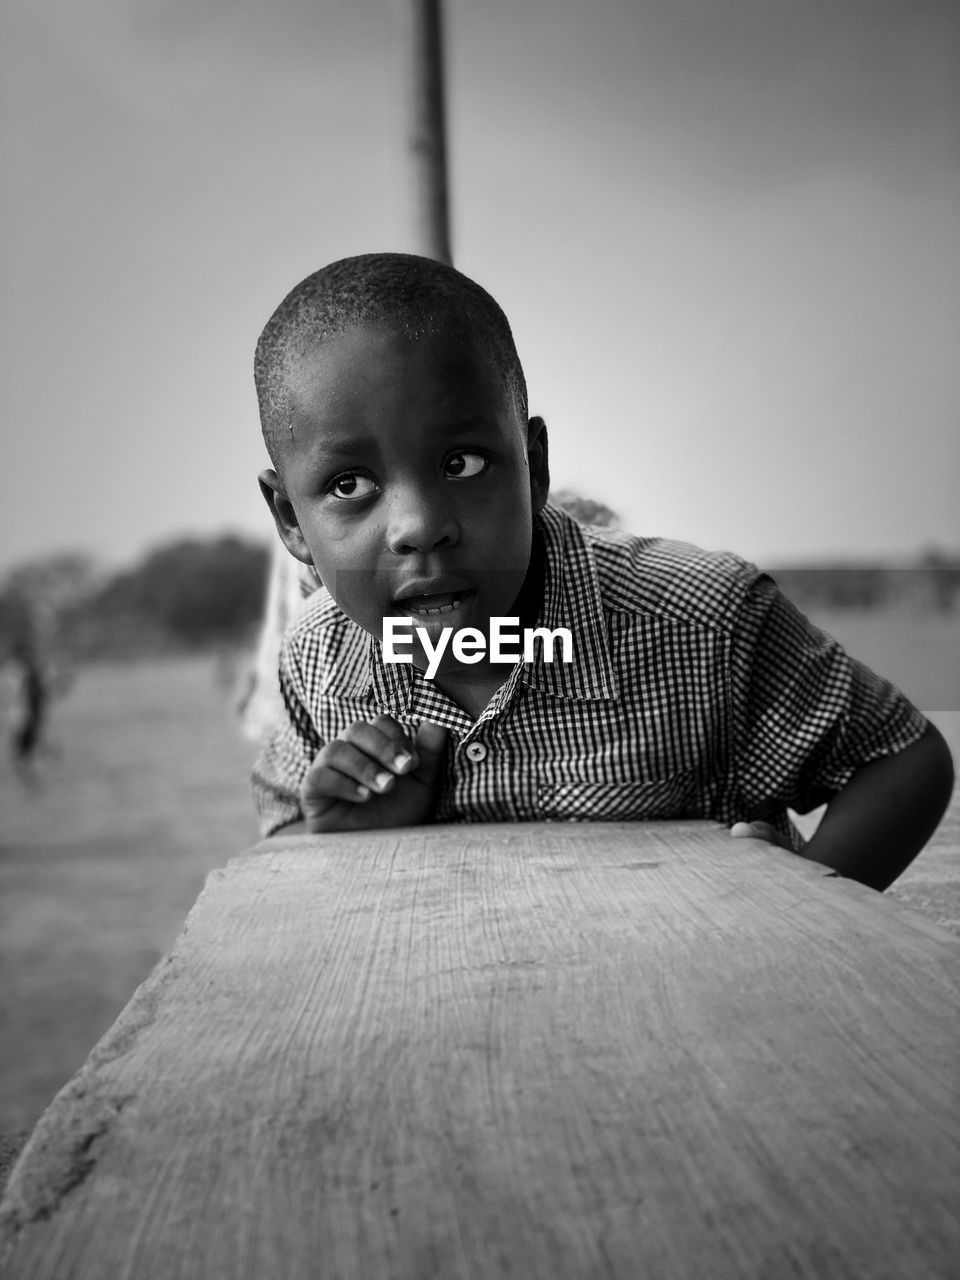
[730, 820, 794, 852]
[300, 716, 448, 833]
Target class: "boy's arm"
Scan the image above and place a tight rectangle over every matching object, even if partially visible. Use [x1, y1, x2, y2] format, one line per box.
[799, 723, 954, 889]
[729, 577, 954, 889]
[747, 724, 953, 891]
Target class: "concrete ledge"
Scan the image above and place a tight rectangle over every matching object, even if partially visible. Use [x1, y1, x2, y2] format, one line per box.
[2, 822, 958, 1278]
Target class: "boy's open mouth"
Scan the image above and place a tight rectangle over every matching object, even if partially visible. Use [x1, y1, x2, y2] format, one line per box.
[393, 587, 475, 618]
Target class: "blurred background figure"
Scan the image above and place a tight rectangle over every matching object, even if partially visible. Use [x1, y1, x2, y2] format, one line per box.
[237, 544, 318, 744]
[0, 587, 51, 778]
[0, 562, 82, 780]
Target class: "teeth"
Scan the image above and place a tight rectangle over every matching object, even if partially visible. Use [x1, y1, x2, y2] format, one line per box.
[397, 589, 469, 616]
[406, 601, 458, 616]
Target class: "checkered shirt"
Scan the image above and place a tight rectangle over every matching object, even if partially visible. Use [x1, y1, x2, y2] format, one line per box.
[252, 503, 928, 845]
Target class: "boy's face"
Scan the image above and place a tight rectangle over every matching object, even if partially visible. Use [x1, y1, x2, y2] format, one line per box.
[259, 323, 549, 669]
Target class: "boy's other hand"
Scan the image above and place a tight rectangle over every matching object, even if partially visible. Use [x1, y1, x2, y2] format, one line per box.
[730, 820, 794, 852]
[300, 716, 448, 833]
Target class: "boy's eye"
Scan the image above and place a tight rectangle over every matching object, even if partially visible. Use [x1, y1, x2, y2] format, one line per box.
[444, 451, 487, 479]
[329, 472, 378, 500]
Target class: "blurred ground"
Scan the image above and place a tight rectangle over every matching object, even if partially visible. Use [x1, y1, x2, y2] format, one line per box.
[0, 657, 260, 1143]
[0, 613, 957, 1174]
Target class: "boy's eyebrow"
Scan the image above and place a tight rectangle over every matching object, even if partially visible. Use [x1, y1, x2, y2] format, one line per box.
[313, 436, 379, 457]
[426, 417, 495, 434]
[315, 418, 495, 454]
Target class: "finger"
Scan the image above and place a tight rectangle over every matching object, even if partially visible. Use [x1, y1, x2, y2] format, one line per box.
[369, 713, 415, 756]
[301, 773, 370, 832]
[750, 821, 778, 841]
[730, 820, 781, 844]
[309, 740, 400, 799]
[342, 719, 417, 777]
[730, 821, 757, 839]
[302, 760, 373, 807]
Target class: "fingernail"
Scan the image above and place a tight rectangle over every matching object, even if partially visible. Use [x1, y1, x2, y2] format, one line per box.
[374, 771, 393, 792]
[393, 752, 414, 772]
[356, 785, 371, 801]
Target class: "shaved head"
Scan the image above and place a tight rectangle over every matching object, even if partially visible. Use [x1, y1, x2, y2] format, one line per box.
[255, 253, 528, 470]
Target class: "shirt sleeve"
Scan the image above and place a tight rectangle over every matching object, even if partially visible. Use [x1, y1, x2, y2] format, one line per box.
[251, 635, 323, 837]
[728, 575, 929, 824]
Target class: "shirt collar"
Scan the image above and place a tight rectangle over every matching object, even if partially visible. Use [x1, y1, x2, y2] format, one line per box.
[352, 502, 618, 708]
[366, 629, 411, 711]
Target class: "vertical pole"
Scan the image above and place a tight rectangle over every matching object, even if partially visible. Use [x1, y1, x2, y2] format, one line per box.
[406, 0, 452, 264]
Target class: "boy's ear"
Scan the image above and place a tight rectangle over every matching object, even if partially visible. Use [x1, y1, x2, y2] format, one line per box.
[258, 469, 314, 567]
[526, 415, 550, 514]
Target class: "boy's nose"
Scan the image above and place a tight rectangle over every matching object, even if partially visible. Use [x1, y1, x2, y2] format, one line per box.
[385, 487, 460, 555]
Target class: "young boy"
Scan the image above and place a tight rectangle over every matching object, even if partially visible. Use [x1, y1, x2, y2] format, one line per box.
[252, 253, 953, 891]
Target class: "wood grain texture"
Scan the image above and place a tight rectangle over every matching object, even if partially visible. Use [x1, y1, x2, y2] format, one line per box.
[1, 821, 958, 1279]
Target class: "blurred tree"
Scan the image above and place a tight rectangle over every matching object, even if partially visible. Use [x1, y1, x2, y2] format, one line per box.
[2, 553, 102, 644]
[93, 536, 269, 649]
[551, 489, 621, 528]
[0, 536, 270, 660]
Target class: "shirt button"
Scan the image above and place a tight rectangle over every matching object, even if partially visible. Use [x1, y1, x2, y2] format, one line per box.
[465, 742, 488, 762]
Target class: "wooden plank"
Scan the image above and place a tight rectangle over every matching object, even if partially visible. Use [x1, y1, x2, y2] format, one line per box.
[1, 822, 957, 1279]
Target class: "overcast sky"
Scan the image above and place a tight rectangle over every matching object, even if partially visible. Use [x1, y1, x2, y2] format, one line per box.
[2, 0, 958, 572]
